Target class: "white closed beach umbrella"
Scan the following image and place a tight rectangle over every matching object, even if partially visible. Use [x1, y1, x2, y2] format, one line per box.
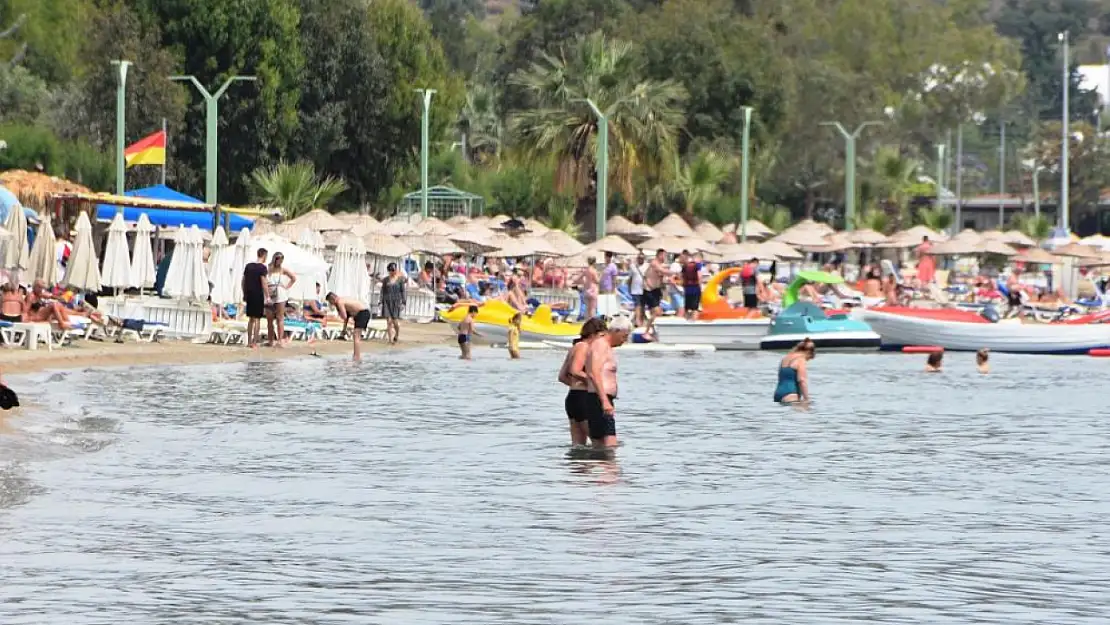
[2, 203, 29, 280]
[27, 214, 59, 286]
[162, 226, 189, 298]
[66, 212, 102, 291]
[216, 232, 329, 302]
[130, 213, 157, 291]
[327, 234, 364, 300]
[101, 212, 132, 290]
[188, 226, 210, 301]
[208, 226, 234, 305]
[229, 227, 253, 304]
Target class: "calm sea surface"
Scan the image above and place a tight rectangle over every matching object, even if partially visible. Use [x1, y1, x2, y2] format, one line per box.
[1, 348, 1108, 624]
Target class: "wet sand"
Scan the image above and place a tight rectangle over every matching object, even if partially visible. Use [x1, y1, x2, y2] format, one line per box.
[1, 321, 460, 375]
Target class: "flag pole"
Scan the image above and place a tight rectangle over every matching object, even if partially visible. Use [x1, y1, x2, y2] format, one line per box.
[161, 118, 167, 186]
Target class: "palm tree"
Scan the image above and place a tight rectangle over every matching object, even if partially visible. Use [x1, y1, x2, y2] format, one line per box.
[672, 149, 731, 219]
[869, 146, 921, 226]
[458, 83, 503, 164]
[854, 206, 892, 233]
[509, 31, 687, 238]
[1010, 213, 1053, 240]
[916, 206, 954, 232]
[542, 195, 582, 238]
[250, 161, 348, 219]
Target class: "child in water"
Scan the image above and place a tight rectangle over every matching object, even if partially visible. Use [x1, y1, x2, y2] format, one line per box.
[458, 305, 478, 360]
[976, 348, 990, 374]
[925, 350, 944, 372]
[507, 313, 522, 359]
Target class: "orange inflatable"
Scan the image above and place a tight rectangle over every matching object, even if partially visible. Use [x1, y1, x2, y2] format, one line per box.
[698, 267, 765, 321]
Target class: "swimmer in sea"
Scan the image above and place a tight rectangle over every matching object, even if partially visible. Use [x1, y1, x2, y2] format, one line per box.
[585, 315, 632, 449]
[507, 312, 522, 359]
[773, 338, 815, 404]
[557, 317, 607, 446]
[925, 350, 944, 372]
[976, 348, 989, 374]
[458, 305, 478, 360]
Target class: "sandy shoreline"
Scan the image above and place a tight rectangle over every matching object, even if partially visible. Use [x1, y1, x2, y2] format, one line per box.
[2, 321, 461, 376]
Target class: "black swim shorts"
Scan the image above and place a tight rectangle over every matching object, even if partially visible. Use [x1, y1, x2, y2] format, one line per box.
[457, 333, 470, 345]
[353, 309, 371, 330]
[244, 294, 265, 319]
[742, 292, 759, 309]
[683, 285, 702, 312]
[587, 394, 617, 441]
[643, 288, 663, 310]
[564, 389, 590, 423]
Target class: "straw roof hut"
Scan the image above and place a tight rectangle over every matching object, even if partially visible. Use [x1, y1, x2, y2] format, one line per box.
[715, 242, 779, 262]
[758, 240, 804, 260]
[804, 232, 852, 253]
[651, 213, 697, 238]
[407, 234, 463, 255]
[1052, 242, 1103, 259]
[251, 216, 277, 235]
[949, 228, 981, 243]
[542, 228, 586, 256]
[450, 228, 499, 254]
[771, 226, 830, 248]
[844, 228, 889, 246]
[693, 221, 725, 243]
[364, 233, 412, 257]
[587, 235, 639, 256]
[639, 235, 714, 254]
[523, 218, 550, 234]
[723, 220, 774, 240]
[378, 220, 415, 236]
[412, 217, 457, 236]
[1015, 247, 1060, 265]
[284, 209, 348, 231]
[974, 238, 1017, 256]
[605, 215, 641, 236]
[446, 215, 472, 226]
[1002, 230, 1036, 247]
[928, 239, 980, 255]
[882, 225, 947, 247]
[0, 170, 91, 210]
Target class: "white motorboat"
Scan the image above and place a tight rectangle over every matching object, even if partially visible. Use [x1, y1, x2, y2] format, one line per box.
[652, 317, 771, 350]
[851, 307, 1110, 354]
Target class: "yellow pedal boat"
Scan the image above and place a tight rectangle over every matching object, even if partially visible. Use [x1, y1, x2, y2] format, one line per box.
[441, 300, 583, 344]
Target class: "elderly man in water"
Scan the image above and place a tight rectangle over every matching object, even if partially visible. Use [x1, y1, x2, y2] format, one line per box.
[585, 315, 632, 449]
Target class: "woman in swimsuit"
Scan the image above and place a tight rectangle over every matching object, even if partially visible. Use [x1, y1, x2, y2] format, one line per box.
[579, 256, 600, 320]
[585, 315, 632, 449]
[773, 338, 816, 404]
[1, 283, 25, 322]
[557, 317, 607, 446]
[264, 252, 297, 347]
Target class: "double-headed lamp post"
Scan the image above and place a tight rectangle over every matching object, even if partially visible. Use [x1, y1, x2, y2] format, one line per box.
[739, 106, 753, 242]
[578, 98, 609, 241]
[169, 74, 257, 205]
[111, 60, 131, 199]
[1058, 31, 1070, 234]
[415, 89, 436, 219]
[822, 121, 883, 231]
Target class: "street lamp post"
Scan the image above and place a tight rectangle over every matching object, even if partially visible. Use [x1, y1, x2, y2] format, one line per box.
[998, 120, 1007, 225]
[935, 143, 946, 211]
[415, 89, 436, 219]
[822, 121, 882, 231]
[1031, 164, 1042, 218]
[112, 60, 131, 199]
[739, 106, 753, 242]
[955, 124, 964, 231]
[579, 99, 609, 240]
[169, 74, 257, 205]
[1059, 31, 1070, 234]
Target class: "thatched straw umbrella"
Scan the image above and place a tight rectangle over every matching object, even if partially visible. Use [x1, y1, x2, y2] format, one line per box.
[284, 209, 348, 231]
[587, 235, 639, 256]
[0, 170, 90, 211]
[694, 221, 725, 243]
[542, 229, 586, 256]
[651, 213, 697, 238]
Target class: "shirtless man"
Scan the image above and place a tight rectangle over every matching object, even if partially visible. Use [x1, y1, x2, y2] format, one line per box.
[580, 257, 600, 319]
[585, 315, 632, 449]
[642, 249, 669, 330]
[325, 292, 370, 361]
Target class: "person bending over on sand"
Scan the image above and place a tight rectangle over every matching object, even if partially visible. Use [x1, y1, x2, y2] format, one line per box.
[585, 315, 632, 449]
[558, 317, 607, 446]
[326, 293, 370, 362]
[773, 338, 816, 404]
[457, 305, 479, 360]
[976, 348, 989, 374]
[925, 350, 944, 372]
[242, 248, 269, 348]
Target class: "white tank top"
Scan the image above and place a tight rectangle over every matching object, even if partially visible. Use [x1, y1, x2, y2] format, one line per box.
[268, 271, 288, 303]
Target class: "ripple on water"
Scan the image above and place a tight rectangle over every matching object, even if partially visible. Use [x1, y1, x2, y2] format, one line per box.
[0, 349, 1108, 624]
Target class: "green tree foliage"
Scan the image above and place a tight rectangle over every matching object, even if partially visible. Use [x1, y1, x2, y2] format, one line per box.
[132, 0, 304, 202]
[249, 160, 348, 218]
[0, 0, 93, 83]
[1027, 121, 1110, 230]
[0, 64, 49, 124]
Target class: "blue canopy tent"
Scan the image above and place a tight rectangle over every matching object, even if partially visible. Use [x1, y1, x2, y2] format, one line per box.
[95, 185, 254, 231]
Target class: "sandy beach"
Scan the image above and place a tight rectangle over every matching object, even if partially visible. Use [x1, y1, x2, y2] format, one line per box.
[2, 321, 460, 375]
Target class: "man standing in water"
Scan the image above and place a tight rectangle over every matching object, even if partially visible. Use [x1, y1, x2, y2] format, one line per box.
[642, 249, 669, 332]
[242, 248, 269, 349]
[326, 293, 371, 361]
[585, 315, 632, 449]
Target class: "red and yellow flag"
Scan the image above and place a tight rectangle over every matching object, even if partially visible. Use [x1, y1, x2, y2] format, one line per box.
[124, 130, 167, 167]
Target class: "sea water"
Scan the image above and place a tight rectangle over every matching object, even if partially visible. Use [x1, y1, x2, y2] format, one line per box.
[1, 349, 1108, 624]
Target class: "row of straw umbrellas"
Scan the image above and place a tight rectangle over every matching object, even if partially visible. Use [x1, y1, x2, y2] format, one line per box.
[249, 209, 1110, 268]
